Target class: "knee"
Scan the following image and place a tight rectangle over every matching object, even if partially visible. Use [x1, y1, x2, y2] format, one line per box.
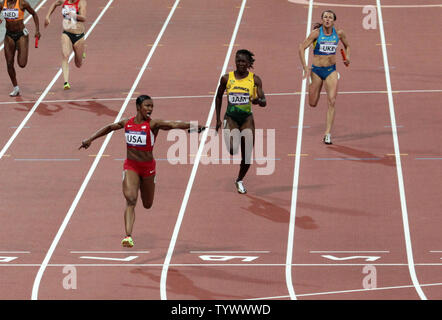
[308, 96, 319, 107]
[142, 201, 153, 210]
[75, 60, 82, 68]
[125, 196, 137, 207]
[328, 97, 336, 107]
[18, 61, 27, 68]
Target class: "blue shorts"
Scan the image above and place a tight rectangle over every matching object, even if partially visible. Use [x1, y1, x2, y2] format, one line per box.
[311, 64, 336, 80]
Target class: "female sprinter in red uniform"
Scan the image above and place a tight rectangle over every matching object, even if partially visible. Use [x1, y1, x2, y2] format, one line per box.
[0, 0, 41, 96]
[44, 0, 86, 90]
[79, 95, 205, 248]
[215, 49, 266, 194]
[299, 10, 350, 144]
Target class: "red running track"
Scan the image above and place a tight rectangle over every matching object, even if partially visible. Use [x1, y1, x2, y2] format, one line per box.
[0, 0, 441, 300]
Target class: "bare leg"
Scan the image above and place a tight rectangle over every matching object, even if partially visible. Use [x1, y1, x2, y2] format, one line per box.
[73, 38, 85, 68]
[237, 115, 255, 182]
[140, 175, 155, 210]
[308, 71, 323, 107]
[61, 33, 72, 85]
[223, 115, 241, 155]
[16, 34, 29, 68]
[4, 36, 18, 87]
[323, 71, 339, 135]
[122, 170, 140, 237]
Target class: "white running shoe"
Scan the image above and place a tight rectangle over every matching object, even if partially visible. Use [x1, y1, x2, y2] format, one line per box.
[235, 180, 247, 194]
[9, 86, 20, 97]
[323, 133, 332, 145]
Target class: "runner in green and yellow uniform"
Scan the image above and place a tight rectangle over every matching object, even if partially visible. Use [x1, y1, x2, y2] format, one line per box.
[215, 49, 266, 194]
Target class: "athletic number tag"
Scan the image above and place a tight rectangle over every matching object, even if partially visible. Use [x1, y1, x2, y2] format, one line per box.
[62, 6, 76, 19]
[228, 92, 250, 105]
[319, 42, 337, 54]
[2, 9, 19, 19]
[125, 132, 147, 146]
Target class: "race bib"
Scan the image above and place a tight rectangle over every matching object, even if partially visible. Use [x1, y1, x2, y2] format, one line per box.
[62, 6, 76, 19]
[2, 9, 19, 19]
[125, 131, 147, 146]
[228, 92, 250, 105]
[319, 42, 337, 54]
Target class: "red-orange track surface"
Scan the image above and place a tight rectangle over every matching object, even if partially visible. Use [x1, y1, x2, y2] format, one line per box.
[0, 0, 441, 300]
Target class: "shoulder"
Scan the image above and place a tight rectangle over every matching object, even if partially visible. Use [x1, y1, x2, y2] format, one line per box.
[253, 74, 262, 85]
[336, 28, 346, 37]
[309, 28, 320, 39]
[149, 118, 163, 130]
[119, 117, 130, 126]
[220, 73, 229, 83]
[21, 0, 31, 9]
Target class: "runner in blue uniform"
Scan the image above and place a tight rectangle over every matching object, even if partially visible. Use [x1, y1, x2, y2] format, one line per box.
[299, 10, 350, 144]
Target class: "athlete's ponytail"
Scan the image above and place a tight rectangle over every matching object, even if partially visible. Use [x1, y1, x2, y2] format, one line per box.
[313, 10, 337, 30]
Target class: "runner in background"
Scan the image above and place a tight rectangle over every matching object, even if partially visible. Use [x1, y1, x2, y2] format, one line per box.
[299, 9, 350, 145]
[0, 0, 41, 96]
[44, 0, 86, 90]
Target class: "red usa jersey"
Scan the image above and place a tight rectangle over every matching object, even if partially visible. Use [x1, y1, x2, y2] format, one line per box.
[124, 117, 155, 152]
[62, 0, 80, 19]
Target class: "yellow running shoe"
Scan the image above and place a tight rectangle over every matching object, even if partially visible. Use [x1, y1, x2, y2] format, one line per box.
[121, 236, 134, 248]
[64, 82, 71, 90]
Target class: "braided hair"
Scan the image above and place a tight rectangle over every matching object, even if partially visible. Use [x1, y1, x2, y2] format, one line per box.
[313, 10, 337, 30]
[236, 49, 255, 69]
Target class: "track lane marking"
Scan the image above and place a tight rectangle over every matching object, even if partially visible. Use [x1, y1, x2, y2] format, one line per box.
[285, 0, 313, 301]
[159, 0, 248, 300]
[30, 0, 180, 300]
[376, 0, 426, 300]
[0, 88, 440, 105]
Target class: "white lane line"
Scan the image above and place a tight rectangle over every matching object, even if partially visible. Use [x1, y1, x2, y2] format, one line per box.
[0, 0, 113, 161]
[8, 262, 442, 267]
[14, 158, 80, 161]
[285, 0, 313, 301]
[310, 251, 390, 253]
[30, 0, 179, 300]
[0, 0, 49, 51]
[159, 0, 248, 301]
[190, 251, 271, 254]
[0, 251, 30, 253]
[70, 251, 150, 254]
[0, 89, 441, 105]
[376, 0, 426, 300]
[288, 0, 442, 8]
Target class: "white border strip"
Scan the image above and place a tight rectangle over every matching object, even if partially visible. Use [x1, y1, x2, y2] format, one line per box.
[30, 0, 180, 300]
[285, 0, 313, 301]
[0, 0, 113, 160]
[376, 0, 426, 300]
[159, 0, 248, 300]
